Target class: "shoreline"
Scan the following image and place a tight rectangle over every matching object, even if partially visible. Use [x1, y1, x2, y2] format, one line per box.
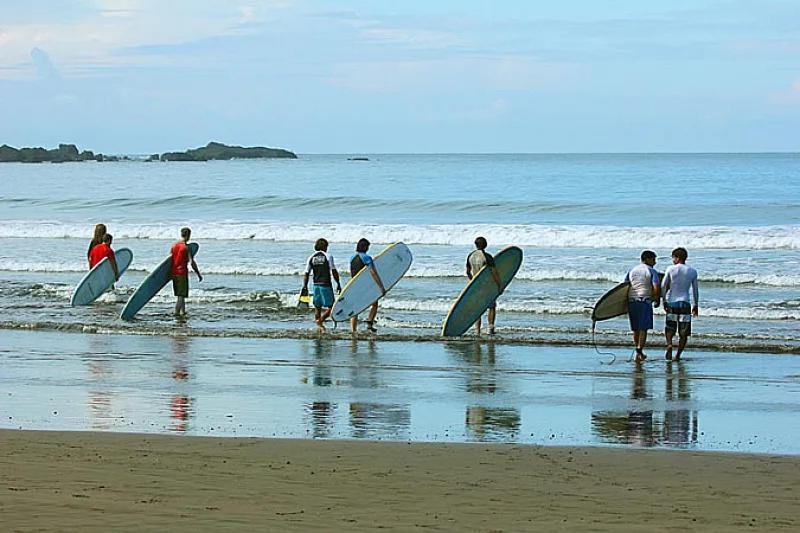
[1, 428, 798, 531]
[2, 320, 799, 355]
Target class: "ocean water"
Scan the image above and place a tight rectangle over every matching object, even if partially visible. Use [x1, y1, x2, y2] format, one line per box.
[1, 154, 799, 352]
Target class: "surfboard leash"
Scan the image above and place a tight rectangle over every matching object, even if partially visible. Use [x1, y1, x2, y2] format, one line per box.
[591, 321, 618, 365]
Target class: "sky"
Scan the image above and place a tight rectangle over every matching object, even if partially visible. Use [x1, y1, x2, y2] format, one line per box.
[0, 0, 798, 153]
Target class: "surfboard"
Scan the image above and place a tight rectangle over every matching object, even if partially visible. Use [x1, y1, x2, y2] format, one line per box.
[120, 242, 199, 321]
[591, 281, 630, 323]
[70, 248, 133, 306]
[330, 242, 413, 322]
[442, 246, 523, 337]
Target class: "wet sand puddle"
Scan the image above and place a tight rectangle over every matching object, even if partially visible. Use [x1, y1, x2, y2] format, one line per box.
[1, 329, 799, 454]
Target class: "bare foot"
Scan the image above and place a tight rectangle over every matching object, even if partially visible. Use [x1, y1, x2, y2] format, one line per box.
[315, 319, 326, 331]
[665, 345, 673, 360]
[635, 350, 647, 363]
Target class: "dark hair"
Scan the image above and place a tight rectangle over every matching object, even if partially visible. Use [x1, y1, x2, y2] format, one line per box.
[102, 233, 113, 244]
[672, 247, 688, 262]
[356, 238, 370, 253]
[640, 250, 656, 262]
[474, 236, 488, 250]
[181, 227, 191, 240]
[315, 238, 329, 252]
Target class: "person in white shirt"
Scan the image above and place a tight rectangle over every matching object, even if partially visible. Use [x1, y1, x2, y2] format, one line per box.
[624, 250, 661, 363]
[661, 247, 699, 361]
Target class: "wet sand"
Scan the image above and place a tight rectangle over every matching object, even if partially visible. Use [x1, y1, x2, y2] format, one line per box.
[1, 429, 798, 531]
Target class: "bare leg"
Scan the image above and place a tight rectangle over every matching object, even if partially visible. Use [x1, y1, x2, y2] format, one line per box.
[315, 308, 326, 330]
[665, 329, 675, 360]
[633, 330, 647, 362]
[474, 315, 482, 336]
[487, 307, 496, 334]
[350, 316, 358, 334]
[675, 334, 689, 360]
[175, 296, 186, 316]
[365, 303, 378, 332]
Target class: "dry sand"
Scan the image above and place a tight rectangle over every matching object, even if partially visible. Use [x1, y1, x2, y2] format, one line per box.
[1, 429, 798, 531]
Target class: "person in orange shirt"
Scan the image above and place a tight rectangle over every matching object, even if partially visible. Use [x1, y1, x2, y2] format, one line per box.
[88, 233, 119, 280]
[171, 227, 202, 317]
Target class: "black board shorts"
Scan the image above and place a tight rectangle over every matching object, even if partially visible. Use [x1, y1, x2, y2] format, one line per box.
[173, 275, 189, 297]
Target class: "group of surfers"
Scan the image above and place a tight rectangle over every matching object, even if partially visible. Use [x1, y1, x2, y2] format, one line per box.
[85, 224, 701, 361]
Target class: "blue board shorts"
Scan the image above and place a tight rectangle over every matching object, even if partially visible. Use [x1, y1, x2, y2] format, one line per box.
[312, 285, 334, 309]
[628, 298, 653, 331]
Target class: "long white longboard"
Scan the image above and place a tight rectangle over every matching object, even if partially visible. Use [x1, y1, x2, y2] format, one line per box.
[331, 242, 413, 322]
[70, 248, 133, 306]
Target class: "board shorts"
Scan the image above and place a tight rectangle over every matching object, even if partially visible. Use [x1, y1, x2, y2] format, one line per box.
[627, 298, 653, 331]
[312, 285, 334, 309]
[666, 301, 692, 337]
[487, 299, 497, 311]
[172, 275, 189, 297]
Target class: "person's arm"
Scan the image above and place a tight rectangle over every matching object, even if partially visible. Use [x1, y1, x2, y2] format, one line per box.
[660, 270, 671, 309]
[650, 269, 660, 306]
[692, 272, 699, 316]
[109, 250, 120, 280]
[188, 248, 202, 282]
[368, 266, 387, 296]
[332, 268, 342, 293]
[466, 257, 473, 280]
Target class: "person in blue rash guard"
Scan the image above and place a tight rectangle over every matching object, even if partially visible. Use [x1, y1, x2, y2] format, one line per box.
[349, 238, 386, 334]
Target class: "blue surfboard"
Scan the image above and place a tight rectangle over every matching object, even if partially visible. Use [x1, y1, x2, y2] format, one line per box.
[120, 243, 199, 321]
[442, 246, 523, 337]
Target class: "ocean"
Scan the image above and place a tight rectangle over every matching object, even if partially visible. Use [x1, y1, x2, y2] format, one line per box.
[1, 153, 799, 352]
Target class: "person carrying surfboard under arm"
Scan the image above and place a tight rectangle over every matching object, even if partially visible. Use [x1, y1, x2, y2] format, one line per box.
[624, 250, 661, 363]
[349, 238, 386, 334]
[87, 223, 107, 268]
[661, 247, 699, 361]
[171, 227, 202, 317]
[88, 233, 120, 281]
[466, 236, 502, 336]
[302, 238, 341, 330]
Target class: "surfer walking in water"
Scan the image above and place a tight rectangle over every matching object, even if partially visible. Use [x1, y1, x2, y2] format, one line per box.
[171, 227, 202, 317]
[302, 238, 342, 330]
[625, 250, 660, 363]
[88, 233, 120, 281]
[349, 238, 386, 334]
[466, 236, 502, 335]
[87, 223, 107, 268]
[661, 247, 699, 361]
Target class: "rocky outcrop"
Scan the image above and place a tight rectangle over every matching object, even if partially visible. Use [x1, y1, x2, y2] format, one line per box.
[0, 143, 102, 163]
[159, 142, 297, 161]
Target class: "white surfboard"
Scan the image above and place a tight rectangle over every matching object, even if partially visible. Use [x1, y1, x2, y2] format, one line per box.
[331, 242, 413, 322]
[70, 248, 133, 306]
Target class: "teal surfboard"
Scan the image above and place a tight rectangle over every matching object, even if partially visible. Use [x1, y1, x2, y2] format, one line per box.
[120, 243, 199, 321]
[442, 246, 523, 337]
[70, 248, 133, 306]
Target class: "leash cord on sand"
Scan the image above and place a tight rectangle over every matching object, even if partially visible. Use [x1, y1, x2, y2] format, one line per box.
[591, 321, 617, 365]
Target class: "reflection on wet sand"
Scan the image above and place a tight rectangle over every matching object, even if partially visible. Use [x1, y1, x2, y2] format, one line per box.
[85, 336, 115, 430]
[445, 341, 521, 441]
[169, 335, 192, 433]
[592, 362, 699, 448]
[304, 337, 412, 439]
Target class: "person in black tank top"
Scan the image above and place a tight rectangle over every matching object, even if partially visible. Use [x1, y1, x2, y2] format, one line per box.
[302, 238, 341, 330]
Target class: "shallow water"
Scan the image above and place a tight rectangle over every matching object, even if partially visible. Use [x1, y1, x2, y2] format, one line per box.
[1, 154, 799, 352]
[2, 330, 798, 454]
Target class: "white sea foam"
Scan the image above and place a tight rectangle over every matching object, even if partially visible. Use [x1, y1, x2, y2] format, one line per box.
[1, 221, 799, 250]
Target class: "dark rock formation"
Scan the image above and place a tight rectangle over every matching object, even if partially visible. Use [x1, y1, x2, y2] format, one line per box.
[159, 142, 297, 161]
[0, 143, 100, 163]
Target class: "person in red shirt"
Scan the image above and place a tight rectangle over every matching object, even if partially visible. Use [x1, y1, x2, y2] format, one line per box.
[171, 227, 202, 317]
[88, 233, 119, 280]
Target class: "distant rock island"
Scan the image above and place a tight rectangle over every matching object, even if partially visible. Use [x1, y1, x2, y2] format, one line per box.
[157, 142, 297, 161]
[0, 143, 113, 163]
[0, 141, 297, 163]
